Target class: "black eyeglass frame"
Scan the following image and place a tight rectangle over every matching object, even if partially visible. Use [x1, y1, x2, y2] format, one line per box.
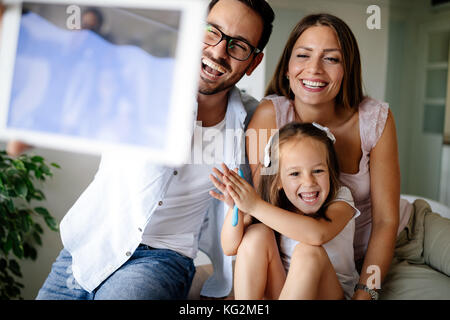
[203, 24, 261, 61]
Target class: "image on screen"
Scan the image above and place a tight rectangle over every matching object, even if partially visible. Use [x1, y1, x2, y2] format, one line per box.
[7, 2, 181, 150]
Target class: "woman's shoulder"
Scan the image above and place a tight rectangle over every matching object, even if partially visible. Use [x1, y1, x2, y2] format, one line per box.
[262, 94, 292, 111]
[357, 97, 390, 151]
[248, 97, 277, 130]
[260, 94, 296, 129]
[358, 96, 389, 119]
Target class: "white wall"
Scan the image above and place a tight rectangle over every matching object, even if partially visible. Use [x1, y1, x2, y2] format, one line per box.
[386, 0, 450, 200]
[236, 49, 266, 101]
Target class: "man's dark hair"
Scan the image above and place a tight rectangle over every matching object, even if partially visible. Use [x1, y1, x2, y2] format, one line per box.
[208, 0, 274, 51]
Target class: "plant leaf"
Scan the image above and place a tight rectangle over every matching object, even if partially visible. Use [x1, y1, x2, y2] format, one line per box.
[34, 207, 50, 218]
[23, 242, 37, 260]
[45, 216, 59, 232]
[11, 232, 24, 259]
[31, 156, 44, 163]
[50, 163, 61, 169]
[4, 232, 13, 254]
[0, 258, 6, 271]
[32, 231, 42, 245]
[0, 150, 59, 299]
[8, 259, 22, 277]
[15, 180, 28, 198]
[12, 159, 26, 172]
[34, 223, 43, 234]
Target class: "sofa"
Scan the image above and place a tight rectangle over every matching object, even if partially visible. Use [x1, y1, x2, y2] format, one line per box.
[188, 195, 450, 300]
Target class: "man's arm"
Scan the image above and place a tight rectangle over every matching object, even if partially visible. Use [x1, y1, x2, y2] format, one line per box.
[7, 141, 33, 156]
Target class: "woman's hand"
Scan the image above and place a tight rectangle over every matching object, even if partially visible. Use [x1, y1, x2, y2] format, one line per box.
[209, 164, 235, 208]
[222, 163, 262, 215]
[352, 289, 372, 300]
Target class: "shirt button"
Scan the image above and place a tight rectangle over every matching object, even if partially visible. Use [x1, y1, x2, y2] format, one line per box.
[173, 170, 178, 176]
[158, 201, 163, 206]
[138, 227, 142, 232]
[126, 251, 131, 257]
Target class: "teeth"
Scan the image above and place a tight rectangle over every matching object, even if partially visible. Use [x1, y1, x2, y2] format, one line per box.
[202, 58, 226, 74]
[302, 80, 326, 88]
[299, 192, 319, 202]
[302, 192, 317, 197]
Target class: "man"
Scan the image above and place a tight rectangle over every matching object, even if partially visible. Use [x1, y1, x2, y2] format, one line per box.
[27, 0, 274, 299]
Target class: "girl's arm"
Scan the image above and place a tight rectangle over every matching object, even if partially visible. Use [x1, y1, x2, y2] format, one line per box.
[220, 206, 246, 256]
[224, 167, 355, 246]
[353, 110, 400, 300]
[209, 166, 252, 256]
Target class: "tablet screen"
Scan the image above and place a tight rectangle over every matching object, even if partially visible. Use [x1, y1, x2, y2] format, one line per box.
[0, 0, 206, 165]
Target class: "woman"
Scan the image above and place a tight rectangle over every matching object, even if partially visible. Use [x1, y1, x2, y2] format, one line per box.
[245, 13, 403, 300]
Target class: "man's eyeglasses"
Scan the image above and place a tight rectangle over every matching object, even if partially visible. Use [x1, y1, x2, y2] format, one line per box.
[203, 24, 261, 61]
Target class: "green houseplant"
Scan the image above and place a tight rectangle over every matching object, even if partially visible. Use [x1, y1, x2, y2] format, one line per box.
[0, 150, 60, 299]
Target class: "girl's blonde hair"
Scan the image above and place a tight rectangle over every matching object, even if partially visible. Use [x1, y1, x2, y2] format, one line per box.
[259, 122, 340, 221]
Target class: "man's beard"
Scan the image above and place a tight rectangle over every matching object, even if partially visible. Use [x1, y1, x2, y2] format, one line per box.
[198, 53, 251, 95]
[198, 67, 250, 95]
[198, 78, 235, 95]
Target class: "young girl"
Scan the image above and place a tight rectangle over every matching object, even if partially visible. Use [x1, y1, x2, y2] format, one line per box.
[210, 122, 360, 299]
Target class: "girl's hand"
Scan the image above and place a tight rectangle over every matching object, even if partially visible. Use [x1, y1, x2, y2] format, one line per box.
[223, 164, 261, 215]
[209, 165, 235, 208]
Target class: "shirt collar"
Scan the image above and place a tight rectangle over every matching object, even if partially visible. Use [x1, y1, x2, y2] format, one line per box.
[224, 86, 247, 125]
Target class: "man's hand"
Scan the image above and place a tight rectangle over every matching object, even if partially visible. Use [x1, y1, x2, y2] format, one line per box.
[6, 141, 33, 157]
[209, 164, 235, 208]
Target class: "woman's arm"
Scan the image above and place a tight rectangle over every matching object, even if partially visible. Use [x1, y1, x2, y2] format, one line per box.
[353, 110, 400, 300]
[245, 99, 278, 191]
[224, 167, 355, 246]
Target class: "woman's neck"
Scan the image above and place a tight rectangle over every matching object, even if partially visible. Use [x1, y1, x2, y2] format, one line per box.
[293, 98, 353, 129]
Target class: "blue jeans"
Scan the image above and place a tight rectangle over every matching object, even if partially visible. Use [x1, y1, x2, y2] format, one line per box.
[36, 245, 196, 300]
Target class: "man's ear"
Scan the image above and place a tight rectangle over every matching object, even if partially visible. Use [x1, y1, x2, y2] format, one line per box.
[245, 52, 264, 76]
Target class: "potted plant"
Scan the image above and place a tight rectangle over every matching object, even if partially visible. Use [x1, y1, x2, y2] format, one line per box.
[0, 150, 59, 299]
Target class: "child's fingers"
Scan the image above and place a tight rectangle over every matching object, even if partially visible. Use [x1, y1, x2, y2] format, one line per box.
[220, 164, 244, 186]
[209, 190, 224, 202]
[223, 175, 243, 194]
[226, 184, 241, 203]
[225, 169, 246, 188]
[212, 167, 225, 182]
[209, 174, 226, 193]
[220, 163, 231, 176]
